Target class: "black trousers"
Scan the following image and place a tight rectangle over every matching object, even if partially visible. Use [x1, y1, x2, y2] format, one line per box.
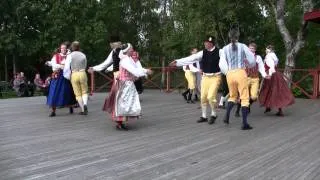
[134, 78, 144, 94]
[221, 75, 229, 97]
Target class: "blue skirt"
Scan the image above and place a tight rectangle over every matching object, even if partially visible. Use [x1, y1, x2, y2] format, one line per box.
[47, 71, 77, 107]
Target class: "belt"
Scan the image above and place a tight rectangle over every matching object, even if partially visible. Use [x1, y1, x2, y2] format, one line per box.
[202, 72, 221, 76]
[72, 69, 86, 72]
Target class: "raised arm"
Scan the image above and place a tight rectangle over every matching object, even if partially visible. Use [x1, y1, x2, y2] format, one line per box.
[176, 51, 203, 66]
[92, 50, 113, 71]
[120, 57, 146, 77]
[219, 48, 228, 75]
[256, 55, 267, 78]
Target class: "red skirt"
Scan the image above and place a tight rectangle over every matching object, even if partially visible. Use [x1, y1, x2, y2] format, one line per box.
[259, 71, 295, 109]
[103, 80, 118, 113]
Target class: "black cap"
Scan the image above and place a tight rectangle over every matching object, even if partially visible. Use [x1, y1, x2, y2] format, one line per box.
[109, 35, 121, 43]
[204, 35, 215, 44]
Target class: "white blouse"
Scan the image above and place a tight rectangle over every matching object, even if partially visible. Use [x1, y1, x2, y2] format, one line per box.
[265, 52, 279, 76]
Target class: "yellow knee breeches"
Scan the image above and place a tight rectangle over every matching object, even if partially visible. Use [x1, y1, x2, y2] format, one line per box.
[226, 69, 249, 107]
[248, 77, 260, 101]
[200, 74, 221, 107]
[71, 71, 88, 100]
[185, 70, 196, 90]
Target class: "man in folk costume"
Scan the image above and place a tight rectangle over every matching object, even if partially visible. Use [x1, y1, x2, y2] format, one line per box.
[170, 36, 222, 125]
[88, 35, 122, 113]
[181, 48, 200, 103]
[234, 42, 267, 117]
[219, 27, 256, 130]
[64, 41, 89, 115]
[258, 45, 295, 116]
[113, 43, 152, 130]
[47, 43, 77, 117]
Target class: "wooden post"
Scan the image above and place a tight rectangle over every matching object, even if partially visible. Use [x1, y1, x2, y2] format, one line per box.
[161, 57, 165, 91]
[90, 72, 94, 96]
[166, 67, 170, 92]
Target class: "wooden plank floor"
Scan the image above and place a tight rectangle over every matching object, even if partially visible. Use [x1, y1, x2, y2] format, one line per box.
[0, 90, 320, 180]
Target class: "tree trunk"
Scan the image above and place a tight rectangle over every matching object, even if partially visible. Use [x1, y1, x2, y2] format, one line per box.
[13, 55, 16, 75]
[271, 0, 314, 87]
[5, 55, 8, 82]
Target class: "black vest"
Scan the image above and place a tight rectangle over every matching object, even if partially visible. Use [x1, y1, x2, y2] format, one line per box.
[200, 48, 220, 73]
[112, 48, 121, 72]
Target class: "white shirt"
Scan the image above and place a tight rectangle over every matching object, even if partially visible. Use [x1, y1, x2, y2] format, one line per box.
[265, 52, 279, 76]
[92, 50, 113, 71]
[50, 53, 66, 71]
[255, 55, 267, 78]
[120, 55, 147, 77]
[219, 43, 255, 74]
[175, 47, 215, 66]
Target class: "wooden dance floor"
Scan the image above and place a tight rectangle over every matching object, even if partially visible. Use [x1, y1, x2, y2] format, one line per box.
[1, 90, 320, 180]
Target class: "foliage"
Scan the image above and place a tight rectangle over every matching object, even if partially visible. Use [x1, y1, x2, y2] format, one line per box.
[0, 0, 319, 84]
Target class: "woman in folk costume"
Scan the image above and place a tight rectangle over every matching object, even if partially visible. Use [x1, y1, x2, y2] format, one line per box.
[170, 36, 222, 125]
[181, 48, 200, 103]
[219, 26, 256, 130]
[112, 43, 152, 130]
[87, 35, 122, 114]
[258, 45, 295, 116]
[47, 43, 77, 117]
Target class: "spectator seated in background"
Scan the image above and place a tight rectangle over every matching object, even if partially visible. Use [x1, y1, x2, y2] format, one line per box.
[13, 73, 28, 97]
[34, 73, 49, 96]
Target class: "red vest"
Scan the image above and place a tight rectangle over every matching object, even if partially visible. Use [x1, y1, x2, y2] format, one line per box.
[245, 55, 259, 78]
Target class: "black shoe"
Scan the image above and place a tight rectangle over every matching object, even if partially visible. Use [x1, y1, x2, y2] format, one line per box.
[235, 112, 240, 117]
[187, 100, 195, 104]
[197, 117, 208, 123]
[223, 119, 229, 124]
[120, 124, 129, 131]
[264, 108, 271, 113]
[83, 105, 88, 115]
[208, 116, 217, 124]
[182, 93, 188, 101]
[69, 107, 74, 114]
[116, 124, 122, 130]
[49, 112, 56, 117]
[79, 112, 86, 115]
[241, 124, 253, 130]
[275, 111, 284, 116]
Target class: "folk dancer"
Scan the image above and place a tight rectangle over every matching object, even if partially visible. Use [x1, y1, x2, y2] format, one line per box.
[46, 43, 77, 117]
[258, 45, 295, 116]
[181, 48, 200, 103]
[64, 41, 89, 115]
[234, 42, 267, 116]
[219, 27, 256, 130]
[88, 35, 122, 114]
[113, 43, 152, 130]
[170, 36, 221, 125]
